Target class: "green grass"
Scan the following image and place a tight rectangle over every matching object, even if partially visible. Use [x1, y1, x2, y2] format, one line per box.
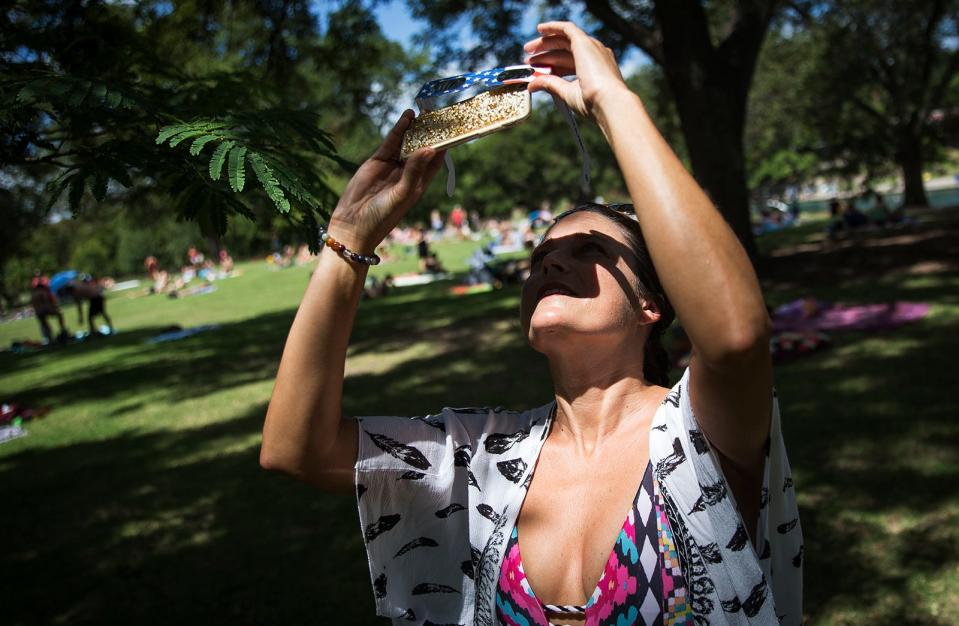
[2, 210, 958, 625]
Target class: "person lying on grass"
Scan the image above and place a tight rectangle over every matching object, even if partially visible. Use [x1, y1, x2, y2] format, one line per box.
[261, 21, 802, 626]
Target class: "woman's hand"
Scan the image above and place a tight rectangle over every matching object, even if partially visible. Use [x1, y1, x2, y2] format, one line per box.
[523, 21, 633, 121]
[329, 110, 445, 252]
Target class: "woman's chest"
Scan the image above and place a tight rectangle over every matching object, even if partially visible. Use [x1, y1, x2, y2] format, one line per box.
[515, 448, 652, 604]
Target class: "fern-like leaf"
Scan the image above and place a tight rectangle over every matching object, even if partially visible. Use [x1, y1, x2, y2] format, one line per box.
[102, 159, 133, 188]
[68, 80, 93, 107]
[189, 134, 222, 156]
[156, 123, 194, 145]
[156, 121, 222, 145]
[228, 145, 247, 192]
[44, 175, 72, 211]
[248, 151, 290, 213]
[209, 140, 235, 180]
[91, 171, 108, 201]
[168, 125, 224, 148]
[261, 155, 319, 209]
[67, 173, 86, 211]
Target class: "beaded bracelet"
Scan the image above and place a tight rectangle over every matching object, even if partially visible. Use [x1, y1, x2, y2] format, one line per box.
[318, 225, 381, 266]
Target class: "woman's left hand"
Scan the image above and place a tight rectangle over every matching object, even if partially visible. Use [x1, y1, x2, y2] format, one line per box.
[523, 21, 633, 120]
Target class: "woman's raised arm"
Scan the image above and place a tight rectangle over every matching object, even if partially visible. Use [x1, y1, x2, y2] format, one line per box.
[259, 112, 445, 492]
[526, 22, 772, 478]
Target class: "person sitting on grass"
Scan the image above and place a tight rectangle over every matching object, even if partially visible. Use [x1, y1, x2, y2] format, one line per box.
[261, 21, 802, 626]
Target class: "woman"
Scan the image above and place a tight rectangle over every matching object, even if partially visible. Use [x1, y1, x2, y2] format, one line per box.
[261, 22, 801, 626]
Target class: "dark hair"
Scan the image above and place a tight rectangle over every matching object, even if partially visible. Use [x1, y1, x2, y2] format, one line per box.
[545, 203, 676, 387]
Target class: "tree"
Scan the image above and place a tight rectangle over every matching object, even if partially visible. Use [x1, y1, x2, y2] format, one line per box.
[405, 0, 788, 258]
[799, 0, 959, 207]
[744, 26, 822, 195]
[0, 0, 417, 294]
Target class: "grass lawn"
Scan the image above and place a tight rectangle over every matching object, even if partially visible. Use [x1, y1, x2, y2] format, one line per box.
[1, 210, 958, 625]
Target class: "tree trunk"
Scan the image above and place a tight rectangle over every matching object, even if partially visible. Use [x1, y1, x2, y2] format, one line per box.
[896, 131, 930, 208]
[663, 71, 758, 260]
[649, 0, 765, 261]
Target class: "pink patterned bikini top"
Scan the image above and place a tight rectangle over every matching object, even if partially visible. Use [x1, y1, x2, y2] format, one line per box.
[495, 461, 694, 626]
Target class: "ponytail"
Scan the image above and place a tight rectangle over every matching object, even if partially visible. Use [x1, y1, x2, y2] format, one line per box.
[642, 313, 673, 387]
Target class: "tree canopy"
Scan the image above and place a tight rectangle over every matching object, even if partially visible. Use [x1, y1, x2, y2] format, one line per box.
[0, 0, 419, 300]
[3, 0, 958, 305]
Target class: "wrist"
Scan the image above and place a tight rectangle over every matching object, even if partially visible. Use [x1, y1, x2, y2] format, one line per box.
[592, 87, 644, 130]
[319, 223, 383, 267]
[326, 217, 379, 255]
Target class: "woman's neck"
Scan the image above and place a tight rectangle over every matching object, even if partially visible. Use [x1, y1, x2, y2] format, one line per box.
[547, 345, 662, 456]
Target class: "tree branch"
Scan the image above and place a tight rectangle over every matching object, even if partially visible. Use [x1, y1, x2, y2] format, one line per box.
[923, 47, 959, 123]
[781, 0, 814, 25]
[916, 0, 947, 94]
[851, 95, 891, 128]
[582, 0, 664, 65]
[716, 0, 781, 92]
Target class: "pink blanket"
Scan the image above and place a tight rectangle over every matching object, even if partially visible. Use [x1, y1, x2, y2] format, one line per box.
[772, 299, 930, 333]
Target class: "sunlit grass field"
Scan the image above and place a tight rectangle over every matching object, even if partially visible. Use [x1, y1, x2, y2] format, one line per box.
[2, 210, 957, 625]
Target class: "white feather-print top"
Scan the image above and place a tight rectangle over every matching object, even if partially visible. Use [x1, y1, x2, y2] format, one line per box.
[353, 368, 802, 625]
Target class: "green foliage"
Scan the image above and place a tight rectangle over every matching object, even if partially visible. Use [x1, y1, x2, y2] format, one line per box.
[248, 152, 290, 213]
[227, 146, 248, 193]
[209, 141, 236, 181]
[777, 0, 959, 195]
[746, 28, 826, 191]
[0, 0, 418, 289]
[70, 237, 114, 275]
[155, 112, 344, 231]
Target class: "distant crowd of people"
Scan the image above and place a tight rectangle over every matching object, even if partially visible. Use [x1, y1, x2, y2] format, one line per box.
[144, 244, 235, 297]
[827, 191, 912, 239]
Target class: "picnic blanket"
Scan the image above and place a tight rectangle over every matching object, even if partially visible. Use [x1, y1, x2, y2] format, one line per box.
[0, 424, 27, 445]
[772, 299, 930, 333]
[146, 324, 220, 344]
[391, 273, 452, 287]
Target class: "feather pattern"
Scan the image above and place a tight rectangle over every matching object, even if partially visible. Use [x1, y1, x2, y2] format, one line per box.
[435, 503, 466, 518]
[394, 537, 439, 558]
[483, 429, 529, 454]
[364, 514, 401, 543]
[365, 431, 432, 470]
[411, 582, 460, 595]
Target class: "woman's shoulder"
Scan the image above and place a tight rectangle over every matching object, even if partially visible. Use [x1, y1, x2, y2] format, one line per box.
[438, 403, 552, 424]
[356, 402, 554, 453]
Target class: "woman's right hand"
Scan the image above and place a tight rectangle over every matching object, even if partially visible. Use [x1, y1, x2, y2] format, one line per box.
[523, 21, 633, 122]
[328, 110, 446, 252]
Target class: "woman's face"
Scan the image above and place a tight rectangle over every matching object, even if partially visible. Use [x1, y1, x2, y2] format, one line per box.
[520, 211, 658, 353]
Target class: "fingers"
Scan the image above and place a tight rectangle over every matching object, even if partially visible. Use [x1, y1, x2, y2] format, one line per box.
[525, 49, 575, 76]
[422, 150, 446, 189]
[372, 109, 415, 161]
[527, 74, 579, 106]
[523, 34, 571, 55]
[395, 147, 437, 196]
[536, 21, 589, 42]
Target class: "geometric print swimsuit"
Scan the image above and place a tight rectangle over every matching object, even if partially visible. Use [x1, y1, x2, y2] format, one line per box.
[496, 462, 695, 626]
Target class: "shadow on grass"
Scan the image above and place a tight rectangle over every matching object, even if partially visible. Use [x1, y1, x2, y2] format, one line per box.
[0, 283, 527, 414]
[0, 404, 379, 626]
[775, 297, 959, 624]
[758, 206, 959, 299]
[2, 215, 958, 624]
[0, 285, 549, 626]
[0, 317, 293, 410]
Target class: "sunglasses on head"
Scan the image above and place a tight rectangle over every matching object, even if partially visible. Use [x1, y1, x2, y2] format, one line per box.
[554, 202, 637, 221]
